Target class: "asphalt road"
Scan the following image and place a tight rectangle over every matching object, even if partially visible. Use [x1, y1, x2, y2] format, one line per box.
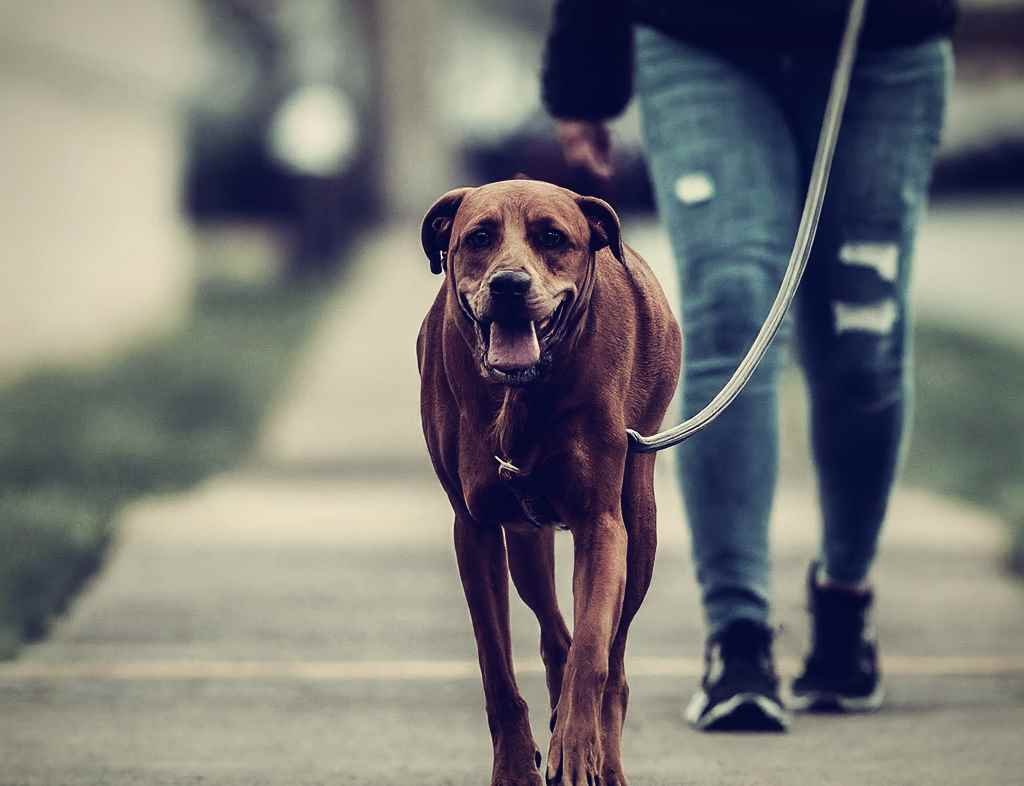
[2, 213, 1023, 785]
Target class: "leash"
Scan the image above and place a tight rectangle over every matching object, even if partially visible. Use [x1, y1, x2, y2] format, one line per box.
[627, 0, 868, 454]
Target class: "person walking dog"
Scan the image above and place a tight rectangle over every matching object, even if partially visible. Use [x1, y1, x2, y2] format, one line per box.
[542, 0, 955, 731]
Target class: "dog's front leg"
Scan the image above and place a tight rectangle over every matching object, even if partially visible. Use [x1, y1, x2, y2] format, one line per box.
[506, 528, 572, 725]
[454, 514, 543, 786]
[599, 453, 658, 786]
[546, 512, 627, 786]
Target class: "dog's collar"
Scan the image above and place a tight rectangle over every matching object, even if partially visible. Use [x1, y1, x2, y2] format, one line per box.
[494, 455, 562, 529]
[495, 455, 520, 479]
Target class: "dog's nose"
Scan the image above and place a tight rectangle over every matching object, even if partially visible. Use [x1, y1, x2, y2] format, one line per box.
[488, 270, 532, 297]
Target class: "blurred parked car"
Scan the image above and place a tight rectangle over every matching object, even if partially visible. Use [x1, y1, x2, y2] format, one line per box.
[183, 0, 380, 279]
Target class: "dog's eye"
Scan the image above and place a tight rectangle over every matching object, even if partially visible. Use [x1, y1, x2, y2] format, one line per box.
[466, 230, 492, 250]
[538, 230, 566, 249]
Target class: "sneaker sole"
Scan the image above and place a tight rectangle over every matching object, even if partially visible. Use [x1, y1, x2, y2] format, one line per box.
[686, 690, 789, 732]
[787, 683, 885, 713]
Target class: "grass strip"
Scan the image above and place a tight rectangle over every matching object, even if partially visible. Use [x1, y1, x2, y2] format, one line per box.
[0, 280, 326, 657]
[908, 323, 1024, 573]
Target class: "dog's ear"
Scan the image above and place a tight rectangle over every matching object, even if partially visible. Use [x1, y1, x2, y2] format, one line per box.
[421, 187, 474, 275]
[577, 195, 624, 264]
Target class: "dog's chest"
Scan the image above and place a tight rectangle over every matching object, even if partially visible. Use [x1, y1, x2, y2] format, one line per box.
[500, 471, 566, 531]
[463, 454, 567, 531]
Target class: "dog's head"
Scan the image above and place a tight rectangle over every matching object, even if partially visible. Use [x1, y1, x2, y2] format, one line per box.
[421, 180, 623, 385]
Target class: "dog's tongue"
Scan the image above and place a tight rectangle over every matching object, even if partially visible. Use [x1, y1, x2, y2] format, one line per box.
[487, 320, 540, 371]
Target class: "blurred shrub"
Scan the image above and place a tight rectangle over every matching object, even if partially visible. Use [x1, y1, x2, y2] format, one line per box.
[0, 493, 111, 657]
[0, 281, 325, 656]
[1001, 488, 1024, 576]
[908, 325, 1024, 508]
[907, 323, 1024, 574]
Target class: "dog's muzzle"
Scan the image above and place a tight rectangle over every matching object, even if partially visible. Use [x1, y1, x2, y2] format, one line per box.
[460, 292, 571, 386]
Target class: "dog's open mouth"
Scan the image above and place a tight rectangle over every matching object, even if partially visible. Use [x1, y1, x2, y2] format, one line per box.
[466, 297, 570, 384]
[487, 320, 541, 372]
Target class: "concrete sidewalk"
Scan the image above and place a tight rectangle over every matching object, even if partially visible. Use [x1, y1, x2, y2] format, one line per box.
[2, 215, 1023, 785]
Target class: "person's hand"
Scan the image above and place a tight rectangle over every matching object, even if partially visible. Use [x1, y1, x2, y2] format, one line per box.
[555, 120, 613, 180]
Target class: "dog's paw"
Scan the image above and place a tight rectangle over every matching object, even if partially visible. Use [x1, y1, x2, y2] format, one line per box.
[492, 773, 544, 786]
[546, 721, 603, 786]
[491, 751, 544, 786]
[490, 746, 544, 786]
[599, 764, 629, 786]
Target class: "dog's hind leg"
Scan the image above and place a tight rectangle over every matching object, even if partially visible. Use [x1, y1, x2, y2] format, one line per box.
[601, 453, 658, 786]
[506, 528, 572, 726]
[454, 514, 544, 786]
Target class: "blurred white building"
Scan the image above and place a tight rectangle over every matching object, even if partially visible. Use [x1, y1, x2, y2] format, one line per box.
[0, 1, 203, 380]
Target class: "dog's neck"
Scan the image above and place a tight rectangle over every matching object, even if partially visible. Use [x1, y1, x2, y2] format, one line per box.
[490, 387, 526, 460]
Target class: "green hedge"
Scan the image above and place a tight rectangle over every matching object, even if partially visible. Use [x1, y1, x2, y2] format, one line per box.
[907, 324, 1024, 573]
[0, 281, 326, 657]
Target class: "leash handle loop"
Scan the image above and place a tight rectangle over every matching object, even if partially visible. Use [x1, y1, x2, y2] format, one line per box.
[628, 0, 869, 454]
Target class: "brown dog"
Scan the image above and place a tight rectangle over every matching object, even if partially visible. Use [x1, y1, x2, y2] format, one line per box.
[417, 179, 681, 786]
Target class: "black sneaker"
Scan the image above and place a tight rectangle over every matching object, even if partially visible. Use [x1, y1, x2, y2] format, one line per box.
[685, 619, 788, 732]
[789, 561, 885, 712]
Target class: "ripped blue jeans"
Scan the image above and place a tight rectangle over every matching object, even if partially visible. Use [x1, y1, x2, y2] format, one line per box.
[635, 28, 951, 634]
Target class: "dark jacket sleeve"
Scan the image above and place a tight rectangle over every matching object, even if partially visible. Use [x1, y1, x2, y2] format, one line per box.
[541, 0, 633, 121]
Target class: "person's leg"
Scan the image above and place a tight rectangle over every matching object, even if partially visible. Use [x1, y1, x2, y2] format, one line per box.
[788, 38, 952, 711]
[634, 28, 800, 634]
[792, 38, 952, 587]
[634, 27, 800, 732]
